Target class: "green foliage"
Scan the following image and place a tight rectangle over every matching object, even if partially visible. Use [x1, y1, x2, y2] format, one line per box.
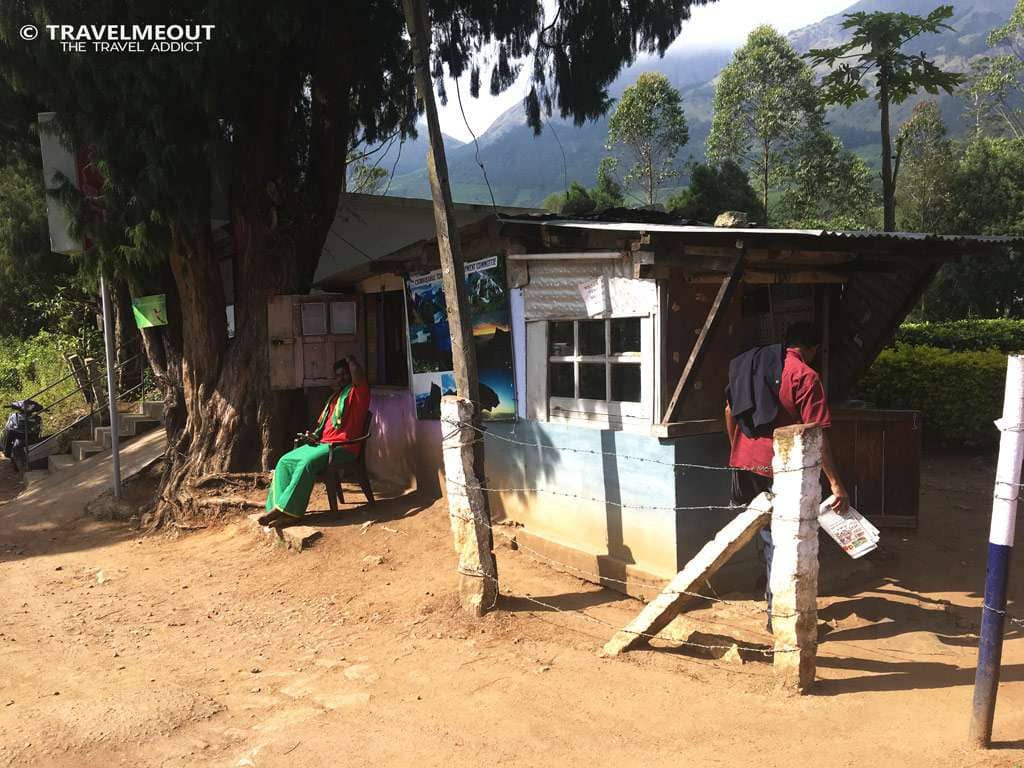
[896, 319, 1024, 352]
[964, 0, 1024, 139]
[0, 331, 100, 435]
[606, 72, 688, 205]
[666, 160, 763, 222]
[807, 6, 965, 108]
[348, 162, 390, 195]
[560, 182, 596, 216]
[776, 130, 877, 229]
[706, 26, 820, 224]
[591, 157, 625, 210]
[916, 136, 1024, 320]
[858, 345, 1008, 444]
[895, 101, 957, 233]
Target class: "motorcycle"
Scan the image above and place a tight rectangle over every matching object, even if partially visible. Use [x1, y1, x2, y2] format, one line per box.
[1, 399, 44, 473]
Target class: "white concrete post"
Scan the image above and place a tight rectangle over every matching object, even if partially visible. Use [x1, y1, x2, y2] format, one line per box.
[441, 395, 499, 616]
[771, 423, 823, 691]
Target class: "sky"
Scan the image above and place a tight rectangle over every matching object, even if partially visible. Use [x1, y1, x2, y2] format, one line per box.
[436, 0, 855, 141]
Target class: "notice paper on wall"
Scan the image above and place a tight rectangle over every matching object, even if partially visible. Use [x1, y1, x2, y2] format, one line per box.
[578, 275, 609, 317]
[818, 496, 880, 559]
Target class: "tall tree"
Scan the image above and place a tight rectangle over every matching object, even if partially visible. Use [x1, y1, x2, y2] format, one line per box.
[0, 1, 712, 524]
[964, 0, 1024, 139]
[706, 26, 820, 224]
[605, 72, 688, 206]
[776, 130, 877, 230]
[807, 5, 964, 232]
[894, 101, 956, 233]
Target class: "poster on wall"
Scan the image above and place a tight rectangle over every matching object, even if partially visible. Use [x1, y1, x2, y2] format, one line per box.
[406, 255, 516, 421]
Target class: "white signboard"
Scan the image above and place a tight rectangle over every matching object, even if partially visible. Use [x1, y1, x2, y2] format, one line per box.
[578, 276, 610, 317]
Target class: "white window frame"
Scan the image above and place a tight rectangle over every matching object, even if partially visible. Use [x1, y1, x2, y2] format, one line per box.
[539, 315, 655, 429]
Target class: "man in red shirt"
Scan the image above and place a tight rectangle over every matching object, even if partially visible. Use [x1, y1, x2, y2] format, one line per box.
[260, 355, 371, 527]
[725, 323, 849, 626]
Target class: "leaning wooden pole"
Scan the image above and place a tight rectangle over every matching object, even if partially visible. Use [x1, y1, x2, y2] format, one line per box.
[403, 0, 498, 615]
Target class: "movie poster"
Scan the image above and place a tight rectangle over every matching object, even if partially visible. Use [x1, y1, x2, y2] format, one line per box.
[406, 256, 516, 421]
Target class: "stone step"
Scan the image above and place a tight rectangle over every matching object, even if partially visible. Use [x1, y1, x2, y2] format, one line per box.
[47, 454, 77, 474]
[71, 440, 104, 463]
[139, 400, 165, 421]
[24, 470, 49, 488]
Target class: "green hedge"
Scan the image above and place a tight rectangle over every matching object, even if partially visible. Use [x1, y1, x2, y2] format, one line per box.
[896, 319, 1024, 353]
[0, 332, 91, 434]
[858, 345, 1008, 445]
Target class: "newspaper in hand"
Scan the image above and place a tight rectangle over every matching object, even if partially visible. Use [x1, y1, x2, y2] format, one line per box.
[818, 496, 879, 559]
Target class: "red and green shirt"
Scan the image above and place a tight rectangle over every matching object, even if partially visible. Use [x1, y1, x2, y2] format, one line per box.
[317, 382, 371, 456]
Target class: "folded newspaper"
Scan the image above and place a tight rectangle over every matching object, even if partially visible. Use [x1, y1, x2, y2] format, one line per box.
[818, 496, 880, 559]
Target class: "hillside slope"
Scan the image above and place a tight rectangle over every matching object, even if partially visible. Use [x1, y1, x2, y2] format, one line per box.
[386, 0, 1016, 206]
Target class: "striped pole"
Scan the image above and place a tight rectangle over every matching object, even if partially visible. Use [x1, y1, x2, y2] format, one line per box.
[969, 355, 1024, 748]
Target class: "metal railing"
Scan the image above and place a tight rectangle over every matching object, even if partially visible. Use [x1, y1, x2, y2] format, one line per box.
[11, 338, 160, 462]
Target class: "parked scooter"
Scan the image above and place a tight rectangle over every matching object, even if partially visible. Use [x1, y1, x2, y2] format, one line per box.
[1, 399, 44, 473]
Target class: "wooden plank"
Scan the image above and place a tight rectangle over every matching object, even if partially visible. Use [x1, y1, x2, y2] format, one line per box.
[507, 251, 623, 261]
[660, 252, 745, 424]
[649, 419, 724, 438]
[603, 493, 772, 656]
[686, 270, 848, 284]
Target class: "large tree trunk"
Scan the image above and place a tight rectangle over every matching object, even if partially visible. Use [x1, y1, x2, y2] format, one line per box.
[149, 12, 353, 526]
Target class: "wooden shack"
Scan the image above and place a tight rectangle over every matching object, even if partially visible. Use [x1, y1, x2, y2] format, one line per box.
[291, 212, 1021, 595]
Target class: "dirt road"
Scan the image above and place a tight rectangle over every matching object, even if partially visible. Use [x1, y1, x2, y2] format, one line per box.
[1, 446, 1022, 767]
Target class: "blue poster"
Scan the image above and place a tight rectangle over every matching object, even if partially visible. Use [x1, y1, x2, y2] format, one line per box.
[406, 256, 515, 420]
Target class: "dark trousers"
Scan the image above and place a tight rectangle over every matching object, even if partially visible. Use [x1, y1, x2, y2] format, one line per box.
[731, 470, 774, 620]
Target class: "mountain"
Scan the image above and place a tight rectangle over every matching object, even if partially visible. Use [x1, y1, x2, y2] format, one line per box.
[384, 0, 1018, 207]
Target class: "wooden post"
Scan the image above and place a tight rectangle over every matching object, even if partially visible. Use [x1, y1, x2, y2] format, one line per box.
[770, 423, 823, 691]
[403, 0, 498, 614]
[442, 396, 499, 614]
[970, 355, 1024, 747]
[603, 492, 773, 656]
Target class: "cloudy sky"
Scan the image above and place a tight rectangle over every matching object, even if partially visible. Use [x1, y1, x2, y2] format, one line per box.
[436, 0, 854, 141]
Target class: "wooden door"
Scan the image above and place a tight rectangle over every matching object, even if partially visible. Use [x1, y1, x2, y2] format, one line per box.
[829, 409, 921, 528]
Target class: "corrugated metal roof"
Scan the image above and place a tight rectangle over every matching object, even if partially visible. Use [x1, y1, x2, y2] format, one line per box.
[496, 215, 1023, 245]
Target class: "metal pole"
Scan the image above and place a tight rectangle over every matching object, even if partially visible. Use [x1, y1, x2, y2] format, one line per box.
[970, 354, 1024, 747]
[99, 274, 122, 499]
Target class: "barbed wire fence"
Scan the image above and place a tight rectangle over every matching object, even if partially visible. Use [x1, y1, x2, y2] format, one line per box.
[429, 411, 1024, 677]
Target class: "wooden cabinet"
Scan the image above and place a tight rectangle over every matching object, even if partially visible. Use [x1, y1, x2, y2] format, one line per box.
[267, 293, 363, 390]
[828, 408, 921, 528]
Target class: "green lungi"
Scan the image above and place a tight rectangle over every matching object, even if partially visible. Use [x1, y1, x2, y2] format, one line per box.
[265, 443, 355, 517]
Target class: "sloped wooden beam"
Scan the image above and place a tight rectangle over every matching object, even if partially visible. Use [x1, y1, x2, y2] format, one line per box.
[603, 492, 772, 656]
[661, 251, 745, 424]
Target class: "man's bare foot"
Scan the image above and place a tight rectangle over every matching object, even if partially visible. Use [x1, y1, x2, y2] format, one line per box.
[257, 510, 285, 526]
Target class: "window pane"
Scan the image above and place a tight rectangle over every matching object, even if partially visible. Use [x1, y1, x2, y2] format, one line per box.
[610, 363, 641, 402]
[579, 363, 607, 400]
[579, 320, 605, 356]
[330, 301, 357, 335]
[610, 317, 641, 355]
[549, 363, 575, 398]
[549, 321, 574, 357]
[300, 302, 327, 336]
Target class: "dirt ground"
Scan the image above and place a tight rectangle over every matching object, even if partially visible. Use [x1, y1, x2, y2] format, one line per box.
[1, 447, 1023, 768]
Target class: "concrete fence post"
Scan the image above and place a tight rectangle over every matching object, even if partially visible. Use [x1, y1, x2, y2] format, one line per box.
[441, 395, 499, 616]
[770, 423, 823, 691]
[970, 354, 1024, 748]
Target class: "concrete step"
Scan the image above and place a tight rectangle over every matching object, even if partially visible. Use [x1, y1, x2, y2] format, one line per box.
[47, 454, 77, 474]
[71, 440, 103, 463]
[24, 470, 49, 488]
[95, 424, 137, 449]
[139, 400, 165, 421]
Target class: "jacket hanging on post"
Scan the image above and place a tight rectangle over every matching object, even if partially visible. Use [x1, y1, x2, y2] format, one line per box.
[725, 344, 784, 438]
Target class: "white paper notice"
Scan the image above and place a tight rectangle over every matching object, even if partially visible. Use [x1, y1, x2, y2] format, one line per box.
[818, 496, 879, 559]
[579, 276, 609, 317]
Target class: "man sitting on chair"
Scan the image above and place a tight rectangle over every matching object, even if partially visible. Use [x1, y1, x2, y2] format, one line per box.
[260, 355, 370, 527]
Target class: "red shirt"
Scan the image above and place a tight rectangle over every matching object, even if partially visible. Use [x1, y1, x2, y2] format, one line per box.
[320, 382, 371, 456]
[729, 348, 831, 477]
